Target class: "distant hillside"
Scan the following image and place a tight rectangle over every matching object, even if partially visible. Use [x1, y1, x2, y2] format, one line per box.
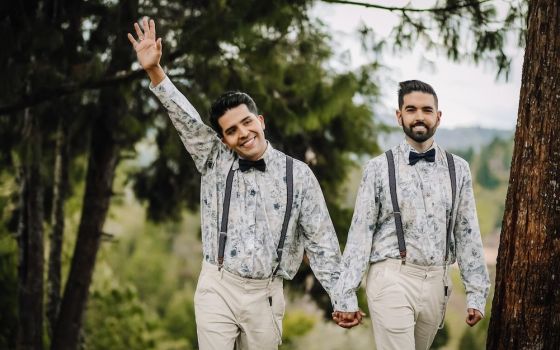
[378, 126, 514, 151]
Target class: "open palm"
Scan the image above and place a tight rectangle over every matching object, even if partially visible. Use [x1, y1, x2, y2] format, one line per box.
[127, 17, 162, 70]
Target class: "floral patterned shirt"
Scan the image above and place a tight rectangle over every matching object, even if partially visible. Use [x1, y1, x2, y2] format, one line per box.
[334, 140, 490, 313]
[150, 77, 344, 303]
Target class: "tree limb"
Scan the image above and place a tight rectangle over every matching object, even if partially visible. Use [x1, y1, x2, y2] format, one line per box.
[321, 0, 492, 13]
[0, 69, 145, 116]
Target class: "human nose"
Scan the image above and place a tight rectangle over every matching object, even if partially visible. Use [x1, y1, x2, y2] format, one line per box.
[414, 110, 425, 122]
[238, 125, 249, 138]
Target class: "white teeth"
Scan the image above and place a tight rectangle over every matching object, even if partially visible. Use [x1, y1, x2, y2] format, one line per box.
[242, 137, 255, 147]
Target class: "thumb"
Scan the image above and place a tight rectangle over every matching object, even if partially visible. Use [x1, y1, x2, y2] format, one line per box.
[156, 38, 162, 51]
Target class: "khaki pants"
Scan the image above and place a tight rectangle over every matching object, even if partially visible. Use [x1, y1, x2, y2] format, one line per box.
[366, 259, 451, 350]
[194, 261, 285, 350]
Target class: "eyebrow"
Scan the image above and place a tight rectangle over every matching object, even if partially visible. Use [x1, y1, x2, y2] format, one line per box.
[224, 116, 253, 134]
[404, 105, 434, 110]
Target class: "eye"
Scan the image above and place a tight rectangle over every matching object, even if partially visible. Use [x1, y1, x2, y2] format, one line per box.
[243, 119, 252, 125]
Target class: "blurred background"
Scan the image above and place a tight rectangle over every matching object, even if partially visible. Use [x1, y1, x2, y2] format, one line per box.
[0, 0, 527, 349]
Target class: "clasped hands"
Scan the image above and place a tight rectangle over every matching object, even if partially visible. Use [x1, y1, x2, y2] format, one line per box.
[332, 310, 366, 329]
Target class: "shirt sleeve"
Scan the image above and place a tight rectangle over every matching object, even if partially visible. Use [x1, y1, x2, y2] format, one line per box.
[453, 160, 491, 314]
[333, 160, 380, 312]
[150, 77, 226, 174]
[296, 166, 343, 305]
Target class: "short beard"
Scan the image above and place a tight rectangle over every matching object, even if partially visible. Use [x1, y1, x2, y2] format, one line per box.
[402, 122, 436, 143]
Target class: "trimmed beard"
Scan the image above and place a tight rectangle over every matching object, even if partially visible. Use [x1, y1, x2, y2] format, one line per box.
[402, 122, 436, 143]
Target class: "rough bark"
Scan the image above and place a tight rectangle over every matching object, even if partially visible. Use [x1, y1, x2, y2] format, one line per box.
[487, 1, 560, 349]
[50, 1, 138, 348]
[17, 108, 44, 350]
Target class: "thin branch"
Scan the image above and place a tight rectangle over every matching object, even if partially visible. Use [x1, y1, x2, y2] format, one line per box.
[0, 69, 144, 115]
[321, 0, 492, 13]
[0, 50, 190, 116]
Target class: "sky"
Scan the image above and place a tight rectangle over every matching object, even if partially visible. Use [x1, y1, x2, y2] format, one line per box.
[311, 1, 524, 130]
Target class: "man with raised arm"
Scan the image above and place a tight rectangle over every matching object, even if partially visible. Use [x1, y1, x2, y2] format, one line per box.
[127, 18, 361, 350]
[333, 80, 490, 349]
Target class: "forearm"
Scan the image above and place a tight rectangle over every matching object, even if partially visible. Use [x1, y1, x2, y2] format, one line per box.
[146, 64, 166, 86]
[454, 167, 491, 314]
[150, 77, 224, 173]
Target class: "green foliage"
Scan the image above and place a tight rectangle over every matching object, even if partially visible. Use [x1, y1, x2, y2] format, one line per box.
[451, 147, 475, 164]
[472, 136, 513, 234]
[85, 262, 192, 350]
[477, 156, 501, 189]
[356, 0, 527, 79]
[0, 234, 18, 350]
[432, 321, 450, 349]
[282, 310, 317, 346]
[163, 289, 198, 349]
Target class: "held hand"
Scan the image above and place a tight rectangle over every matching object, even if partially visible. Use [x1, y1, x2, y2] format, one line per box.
[332, 310, 366, 329]
[127, 17, 162, 72]
[465, 308, 483, 327]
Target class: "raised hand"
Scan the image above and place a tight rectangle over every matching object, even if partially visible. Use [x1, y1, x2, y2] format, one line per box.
[127, 17, 165, 85]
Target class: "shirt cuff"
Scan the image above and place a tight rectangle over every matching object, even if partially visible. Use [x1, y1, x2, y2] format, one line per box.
[149, 76, 173, 95]
[333, 292, 359, 312]
[467, 294, 487, 317]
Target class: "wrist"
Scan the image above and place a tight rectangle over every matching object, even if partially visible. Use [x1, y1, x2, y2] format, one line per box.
[146, 64, 165, 86]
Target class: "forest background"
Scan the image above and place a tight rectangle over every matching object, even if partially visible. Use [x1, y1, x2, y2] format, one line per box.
[0, 0, 538, 349]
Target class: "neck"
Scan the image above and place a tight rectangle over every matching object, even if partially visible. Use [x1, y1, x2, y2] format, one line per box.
[405, 136, 434, 153]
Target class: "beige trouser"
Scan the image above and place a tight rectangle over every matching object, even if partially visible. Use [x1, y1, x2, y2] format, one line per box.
[366, 259, 451, 350]
[194, 261, 285, 350]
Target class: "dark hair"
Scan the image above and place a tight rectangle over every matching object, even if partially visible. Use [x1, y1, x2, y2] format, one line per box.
[398, 80, 438, 109]
[209, 91, 258, 135]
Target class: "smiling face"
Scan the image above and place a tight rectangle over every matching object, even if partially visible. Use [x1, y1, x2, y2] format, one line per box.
[218, 104, 267, 160]
[396, 91, 441, 146]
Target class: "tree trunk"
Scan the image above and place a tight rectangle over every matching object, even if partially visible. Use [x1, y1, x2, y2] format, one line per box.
[50, 1, 138, 348]
[17, 108, 44, 350]
[50, 107, 119, 350]
[487, 1, 560, 349]
[46, 117, 69, 338]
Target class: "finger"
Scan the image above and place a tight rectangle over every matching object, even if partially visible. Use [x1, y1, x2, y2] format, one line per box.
[127, 33, 138, 48]
[338, 319, 359, 328]
[356, 312, 363, 323]
[142, 17, 149, 37]
[156, 38, 162, 51]
[134, 22, 144, 40]
[149, 19, 156, 40]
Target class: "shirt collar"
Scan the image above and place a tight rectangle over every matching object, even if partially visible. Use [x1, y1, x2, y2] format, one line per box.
[399, 139, 438, 164]
[231, 141, 273, 171]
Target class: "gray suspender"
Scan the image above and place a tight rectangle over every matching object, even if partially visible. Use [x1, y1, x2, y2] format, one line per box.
[273, 156, 294, 276]
[217, 155, 294, 275]
[444, 151, 456, 263]
[217, 164, 235, 270]
[385, 149, 456, 265]
[386, 150, 406, 262]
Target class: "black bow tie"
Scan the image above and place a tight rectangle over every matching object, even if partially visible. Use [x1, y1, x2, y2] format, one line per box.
[409, 149, 436, 165]
[239, 158, 266, 172]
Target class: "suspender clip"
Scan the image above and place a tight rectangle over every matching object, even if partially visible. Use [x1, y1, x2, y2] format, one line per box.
[399, 251, 406, 265]
[217, 231, 227, 271]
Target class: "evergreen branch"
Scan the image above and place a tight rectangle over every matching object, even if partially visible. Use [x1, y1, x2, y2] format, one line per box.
[0, 70, 145, 115]
[0, 52, 189, 116]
